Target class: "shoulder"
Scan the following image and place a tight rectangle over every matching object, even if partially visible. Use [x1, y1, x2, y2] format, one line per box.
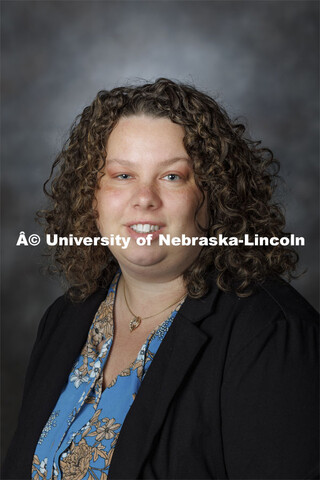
[234, 277, 317, 328]
[45, 287, 107, 316]
[250, 277, 317, 323]
[35, 287, 107, 343]
[202, 275, 319, 365]
[216, 279, 319, 479]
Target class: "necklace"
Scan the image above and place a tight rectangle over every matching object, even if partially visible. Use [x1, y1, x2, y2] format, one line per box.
[123, 282, 187, 332]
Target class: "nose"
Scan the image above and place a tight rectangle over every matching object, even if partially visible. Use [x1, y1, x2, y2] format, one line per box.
[131, 182, 162, 210]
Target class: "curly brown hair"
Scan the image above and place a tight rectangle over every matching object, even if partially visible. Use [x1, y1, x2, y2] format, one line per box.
[38, 78, 298, 301]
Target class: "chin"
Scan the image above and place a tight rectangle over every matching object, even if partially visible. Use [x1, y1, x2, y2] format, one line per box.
[123, 251, 166, 268]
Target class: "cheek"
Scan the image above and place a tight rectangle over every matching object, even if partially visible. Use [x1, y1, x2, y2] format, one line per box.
[96, 189, 124, 214]
[172, 189, 203, 217]
[197, 204, 209, 230]
[178, 190, 208, 231]
[95, 189, 129, 234]
[94, 192, 112, 232]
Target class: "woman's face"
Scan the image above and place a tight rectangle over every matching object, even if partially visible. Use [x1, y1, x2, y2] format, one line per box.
[95, 115, 207, 281]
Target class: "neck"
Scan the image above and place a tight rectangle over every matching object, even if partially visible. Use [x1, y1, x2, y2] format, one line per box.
[118, 269, 187, 315]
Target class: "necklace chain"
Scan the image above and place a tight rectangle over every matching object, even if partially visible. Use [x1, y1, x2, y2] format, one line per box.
[123, 282, 187, 332]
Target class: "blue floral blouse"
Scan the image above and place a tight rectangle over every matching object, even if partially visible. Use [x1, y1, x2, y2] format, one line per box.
[32, 272, 184, 480]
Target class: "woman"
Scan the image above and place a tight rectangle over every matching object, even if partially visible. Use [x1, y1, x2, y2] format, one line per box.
[3, 78, 318, 479]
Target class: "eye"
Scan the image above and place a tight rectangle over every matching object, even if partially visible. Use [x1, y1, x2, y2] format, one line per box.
[163, 173, 181, 181]
[116, 174, 132, 180]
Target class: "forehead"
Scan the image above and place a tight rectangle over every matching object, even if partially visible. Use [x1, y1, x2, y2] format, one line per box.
[106, 115, 188, 162]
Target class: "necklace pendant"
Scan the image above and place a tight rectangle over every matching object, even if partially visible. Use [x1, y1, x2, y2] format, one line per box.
[129, 316, 142, 332]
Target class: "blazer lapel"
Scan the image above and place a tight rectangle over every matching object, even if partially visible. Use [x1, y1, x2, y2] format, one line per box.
[18, 289, 106, 472]
[109, 282, 219, 479]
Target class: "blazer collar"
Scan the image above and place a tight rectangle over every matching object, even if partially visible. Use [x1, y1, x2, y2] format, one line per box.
[178, 272, 220, 324]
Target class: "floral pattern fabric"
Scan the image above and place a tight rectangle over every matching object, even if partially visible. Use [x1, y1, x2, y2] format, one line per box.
[32, 272, 183, 480]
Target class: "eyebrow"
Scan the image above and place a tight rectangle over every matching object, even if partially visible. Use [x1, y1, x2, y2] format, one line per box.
[106, 157, 192, 167]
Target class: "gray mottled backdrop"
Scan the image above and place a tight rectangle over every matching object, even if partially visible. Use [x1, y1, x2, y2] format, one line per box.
[1, 0, 319, 460]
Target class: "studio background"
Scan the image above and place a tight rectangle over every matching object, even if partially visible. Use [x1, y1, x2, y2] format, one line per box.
[1, 0, 318, 460]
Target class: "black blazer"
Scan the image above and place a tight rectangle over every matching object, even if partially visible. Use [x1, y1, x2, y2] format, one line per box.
[2, 276, 319, 479]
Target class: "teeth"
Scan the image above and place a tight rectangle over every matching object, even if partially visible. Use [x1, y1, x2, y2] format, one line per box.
[130, 224, 161, 233]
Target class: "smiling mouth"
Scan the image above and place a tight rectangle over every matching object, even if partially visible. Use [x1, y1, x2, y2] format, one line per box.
[130, 224, 162, 234]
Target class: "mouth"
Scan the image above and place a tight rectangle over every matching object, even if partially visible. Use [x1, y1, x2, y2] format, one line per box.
[125, 222, 165, 241]
[130, 224, 161, 233]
